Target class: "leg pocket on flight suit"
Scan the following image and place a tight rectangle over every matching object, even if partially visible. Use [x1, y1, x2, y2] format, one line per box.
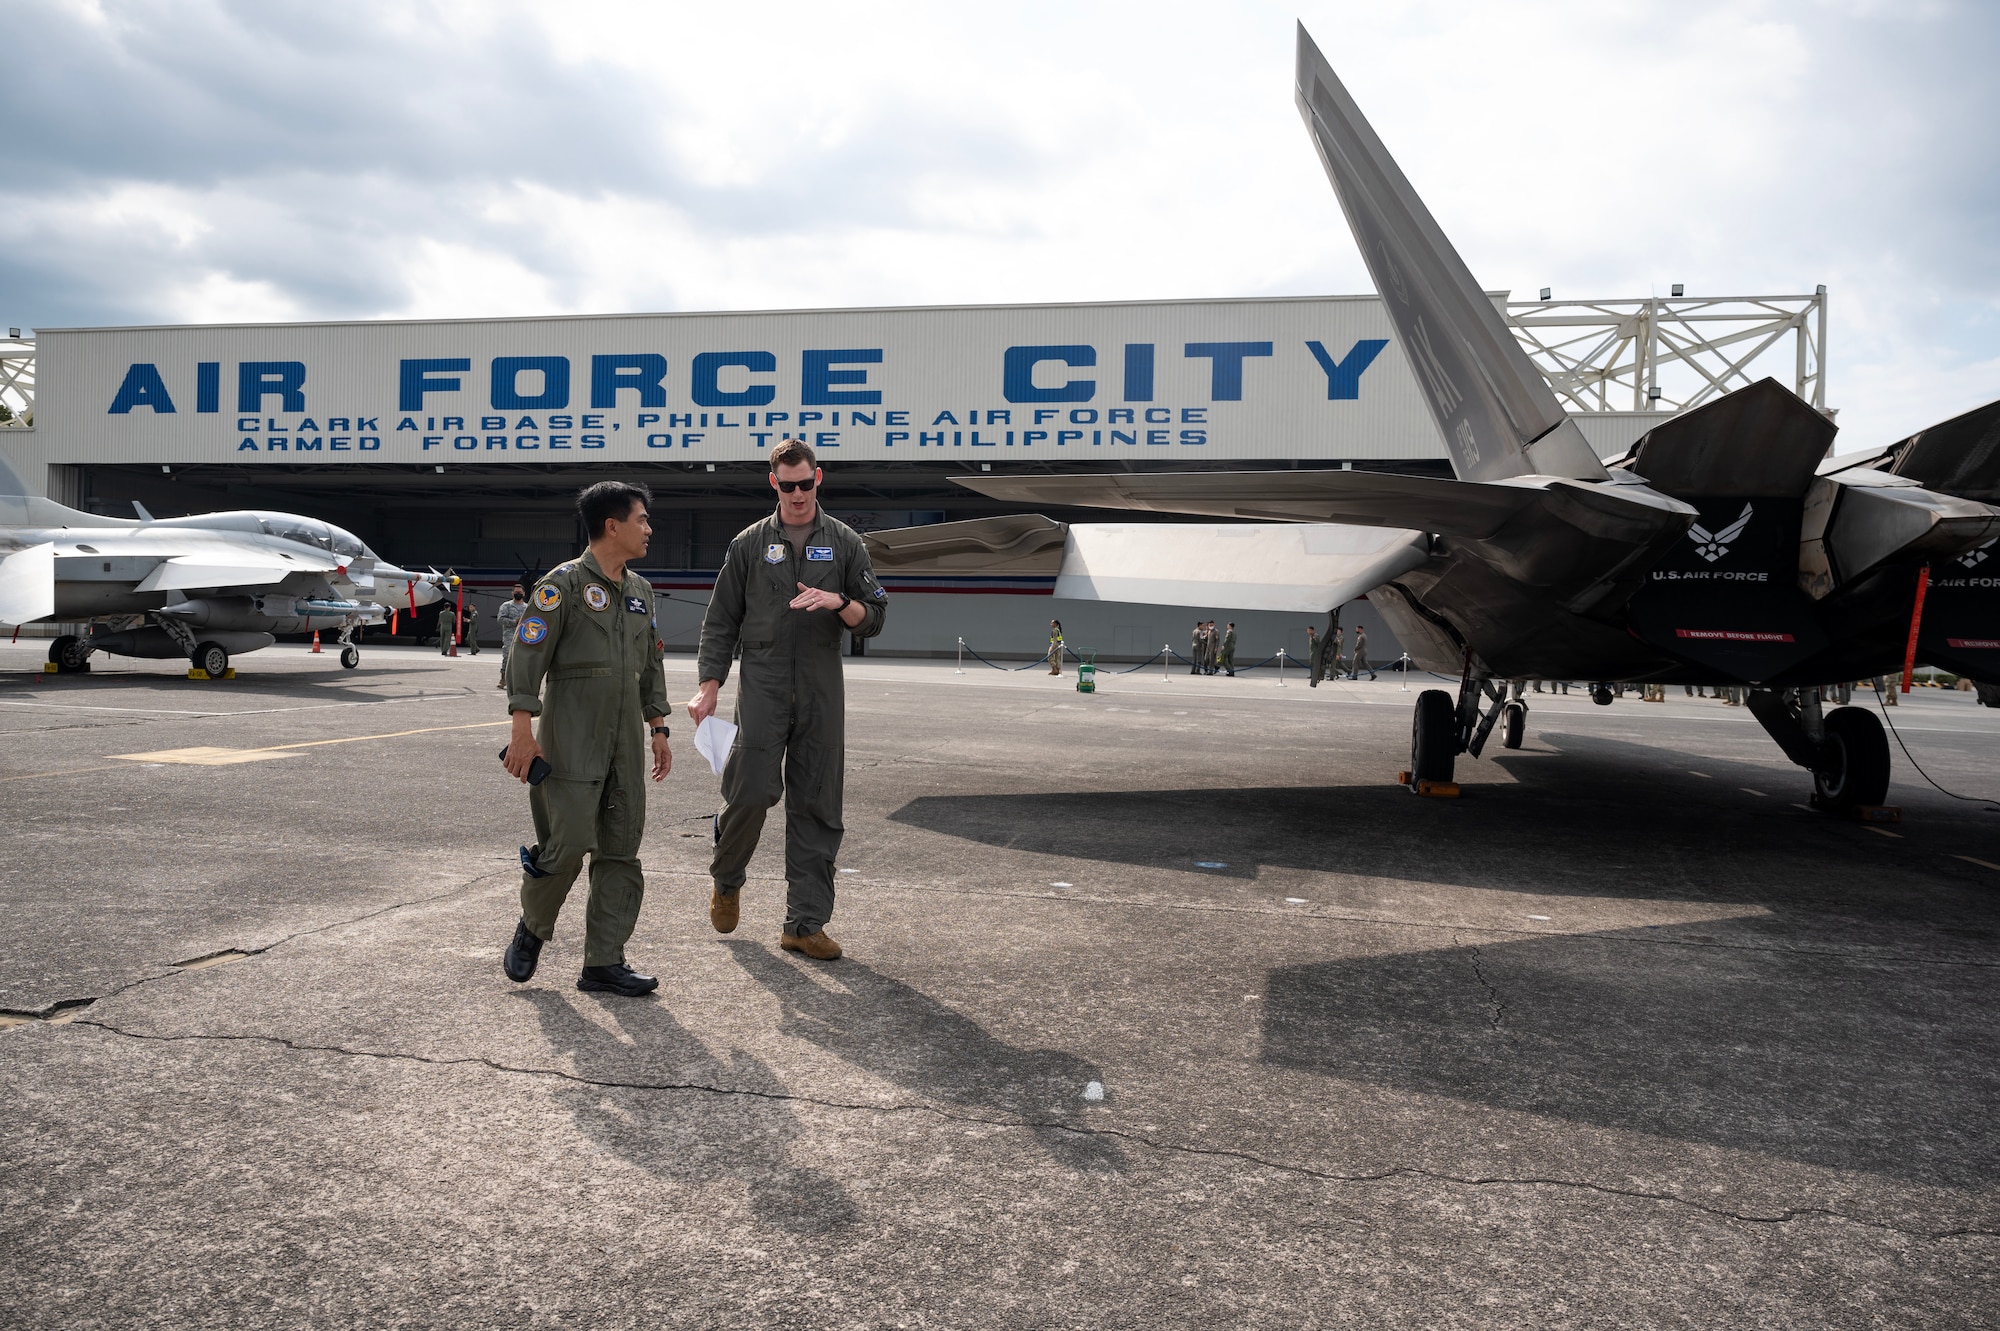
[784, 736, 844, 829]
[598, 768, 644, 859]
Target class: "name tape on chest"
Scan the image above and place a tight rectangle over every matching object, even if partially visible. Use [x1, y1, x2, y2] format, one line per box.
[764, 542, 787, 564]
[806, 546, 834, 561]
[625, 595, 646, 613]
[584, 584, 611, 611]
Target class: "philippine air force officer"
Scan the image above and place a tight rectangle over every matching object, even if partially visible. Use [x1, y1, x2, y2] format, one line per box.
[689, 439, 887, 960]
[501, 481, 672, 997]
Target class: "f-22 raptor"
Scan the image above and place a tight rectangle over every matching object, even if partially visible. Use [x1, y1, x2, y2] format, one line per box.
[0, 451, 453, 676]
[873, 24, 2000, 815]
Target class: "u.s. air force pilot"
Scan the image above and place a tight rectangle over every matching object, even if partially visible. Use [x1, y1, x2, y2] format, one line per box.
[501, 481, 673, 997]
[689, 439, 887, 960]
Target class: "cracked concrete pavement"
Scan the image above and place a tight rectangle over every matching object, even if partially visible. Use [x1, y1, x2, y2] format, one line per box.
[2, 643, 1997, 1327]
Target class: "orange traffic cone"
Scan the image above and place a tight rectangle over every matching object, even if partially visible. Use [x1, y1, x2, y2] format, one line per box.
[310, 630, 322, 653]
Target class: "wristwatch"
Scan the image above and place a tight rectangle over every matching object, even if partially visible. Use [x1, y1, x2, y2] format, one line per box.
[837, 593, 853, 612]
[650, 725, 670, 739]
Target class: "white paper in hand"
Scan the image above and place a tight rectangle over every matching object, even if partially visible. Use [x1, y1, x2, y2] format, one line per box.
[694, 715, 737, 776]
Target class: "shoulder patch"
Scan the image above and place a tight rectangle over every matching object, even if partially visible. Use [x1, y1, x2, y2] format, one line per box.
[517, 616, 549, 645]
[583, 584, 611, 612]
[533, 584, 562, 610]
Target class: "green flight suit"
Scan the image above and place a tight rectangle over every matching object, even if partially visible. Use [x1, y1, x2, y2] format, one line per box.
[503, 550, 669, 966]
[697, 508, 888, 937]
[1219, 628, 1236, 675]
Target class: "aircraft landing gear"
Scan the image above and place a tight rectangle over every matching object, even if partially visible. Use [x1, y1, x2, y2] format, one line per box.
[335, 624, 360, 669]
[193, 641, 230, 678]
[1410, 689, 1457, 785]
[1501, 700, 1527, 749]
[1812, 706, 1890, 811]
[48, 634, 94, 673]
[1590, 682, 1615, 706]
[1746, 688, 1891, 814]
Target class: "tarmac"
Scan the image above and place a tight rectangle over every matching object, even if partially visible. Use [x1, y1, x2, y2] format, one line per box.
[2, 641, 1996, 1329]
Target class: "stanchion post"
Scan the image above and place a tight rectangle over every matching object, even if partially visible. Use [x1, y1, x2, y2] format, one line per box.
[1161, 644, 1170, 682]
[1276, 647, 1287, 688]
[956, 636, 965, 675]
[1398, 652, 1411, 692]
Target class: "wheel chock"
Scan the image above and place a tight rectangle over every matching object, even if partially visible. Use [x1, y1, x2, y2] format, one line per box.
[42, 662, 58, 673]
[1413, 780, 1460, 798]
[1396, 770, 1411, 785]
[1850, 805, 1902, 823]
[186, 668, 238, 681]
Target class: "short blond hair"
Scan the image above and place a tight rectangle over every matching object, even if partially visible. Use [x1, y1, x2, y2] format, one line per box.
[769, 438, 816, 471]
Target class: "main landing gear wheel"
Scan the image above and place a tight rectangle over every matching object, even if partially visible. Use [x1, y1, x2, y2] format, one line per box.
[340, 645, 360, 669]
[1590, 683, 1615, 706]
[1501, 700, 1526, 750]
[48, 635, 92, 673]
[1813, 705, 1890, 811]
[193, 641, 230, 678]
[1411, 688, 1457, 786]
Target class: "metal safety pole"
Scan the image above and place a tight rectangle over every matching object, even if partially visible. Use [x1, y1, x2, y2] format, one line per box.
[955, 637, 965, 675]
[1162, 644, 1170, 682]
[1276, 648, 1286, 688]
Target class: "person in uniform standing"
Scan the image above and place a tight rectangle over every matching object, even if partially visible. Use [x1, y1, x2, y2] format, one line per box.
[1189, 621, 1205, 675]
[495, 584, 527, 690]
[689, 439, 889, 961]
[1047, 619, 1064, 675]
[1219, 622, 1237, 677]
[500, 482, 673, 997]
[461, 599, 480, 655]
[437, 603, 455, 655]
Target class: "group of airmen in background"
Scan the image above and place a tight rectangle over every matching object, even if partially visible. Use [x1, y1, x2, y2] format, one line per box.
[1189, 620, 1237, 676]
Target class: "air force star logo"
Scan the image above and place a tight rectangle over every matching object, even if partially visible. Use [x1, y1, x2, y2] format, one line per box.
[1960, 538, 1994, 569]
[1689, 503, 1753, 562]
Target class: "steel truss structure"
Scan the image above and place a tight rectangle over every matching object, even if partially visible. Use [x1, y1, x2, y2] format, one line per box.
[1505, 290, 1828, 415]
[0, 333, 31, 427]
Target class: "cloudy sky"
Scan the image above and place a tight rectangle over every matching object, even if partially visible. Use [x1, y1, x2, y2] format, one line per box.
[6, 0, 1997, 448]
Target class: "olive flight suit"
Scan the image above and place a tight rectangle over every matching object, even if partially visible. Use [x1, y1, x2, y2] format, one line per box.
[504, 551, 669, 966]
[698, 508, 888, 938]
[1219, 627, 1236, 676]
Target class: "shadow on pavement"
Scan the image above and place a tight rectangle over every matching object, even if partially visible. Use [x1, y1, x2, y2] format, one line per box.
[1260, 927, 2000, 1186]
[723, 941, 1126, 1172]
[511, 986, 861, 1233]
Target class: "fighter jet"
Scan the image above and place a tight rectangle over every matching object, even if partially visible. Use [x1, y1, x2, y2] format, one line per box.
[869, 24, 2000, 814]
[0, 451, 453, 676]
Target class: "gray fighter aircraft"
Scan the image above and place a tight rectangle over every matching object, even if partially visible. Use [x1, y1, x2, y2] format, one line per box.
[0, 451, 453, 676]
[869, 24, 2000, 814]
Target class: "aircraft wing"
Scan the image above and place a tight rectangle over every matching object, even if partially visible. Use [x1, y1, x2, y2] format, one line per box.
[955, 468, 1692, 612]
[1293, 24, 1604, 483]
[134, 556, 302, 592]
[0, 541, 56, 624]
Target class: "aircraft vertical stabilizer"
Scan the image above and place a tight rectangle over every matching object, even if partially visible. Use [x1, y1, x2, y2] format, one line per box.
[1294, 24, 1605, 484]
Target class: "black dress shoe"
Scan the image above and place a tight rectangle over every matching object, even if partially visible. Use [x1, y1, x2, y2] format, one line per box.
[577, 962, 659, 997]
[503, 918, 544, 983]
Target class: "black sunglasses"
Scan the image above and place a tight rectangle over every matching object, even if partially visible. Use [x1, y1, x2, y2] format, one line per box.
[775, 476, 817, 493]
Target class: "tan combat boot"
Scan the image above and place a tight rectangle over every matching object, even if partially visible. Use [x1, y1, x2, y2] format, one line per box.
[709, 888, 739, 934]
[780, 929, 842, 960]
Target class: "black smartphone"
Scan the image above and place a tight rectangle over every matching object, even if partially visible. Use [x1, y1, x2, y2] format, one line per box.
[499, 746, 552, 785]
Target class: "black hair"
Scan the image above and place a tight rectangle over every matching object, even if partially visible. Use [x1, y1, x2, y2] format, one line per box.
[577, 480, 652, 539]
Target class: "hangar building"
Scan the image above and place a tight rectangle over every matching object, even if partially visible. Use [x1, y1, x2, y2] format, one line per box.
[0, 291, 1823, 664]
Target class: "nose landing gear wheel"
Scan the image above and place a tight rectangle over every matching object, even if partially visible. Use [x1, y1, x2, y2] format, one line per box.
[193, 641, 230, 678]
[1813, 705, 1890, 811]
[1501, 700, 1526, 749]
[1590, 683, 1615, 706]
[340, 646, 360, 669]
[1410, 688, 1457, 786]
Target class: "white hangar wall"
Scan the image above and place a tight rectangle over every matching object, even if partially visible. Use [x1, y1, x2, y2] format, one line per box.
[13, 294, 1667, 479]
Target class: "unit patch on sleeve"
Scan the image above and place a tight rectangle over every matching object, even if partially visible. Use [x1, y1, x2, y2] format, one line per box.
[583, 584, 611, 611]
[805, 546, 834, 561]
[764, 542, 787, 564]
[533, 584, 562, 610]
[625, 595, 646, 613]
[517, 616, 549, 645]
